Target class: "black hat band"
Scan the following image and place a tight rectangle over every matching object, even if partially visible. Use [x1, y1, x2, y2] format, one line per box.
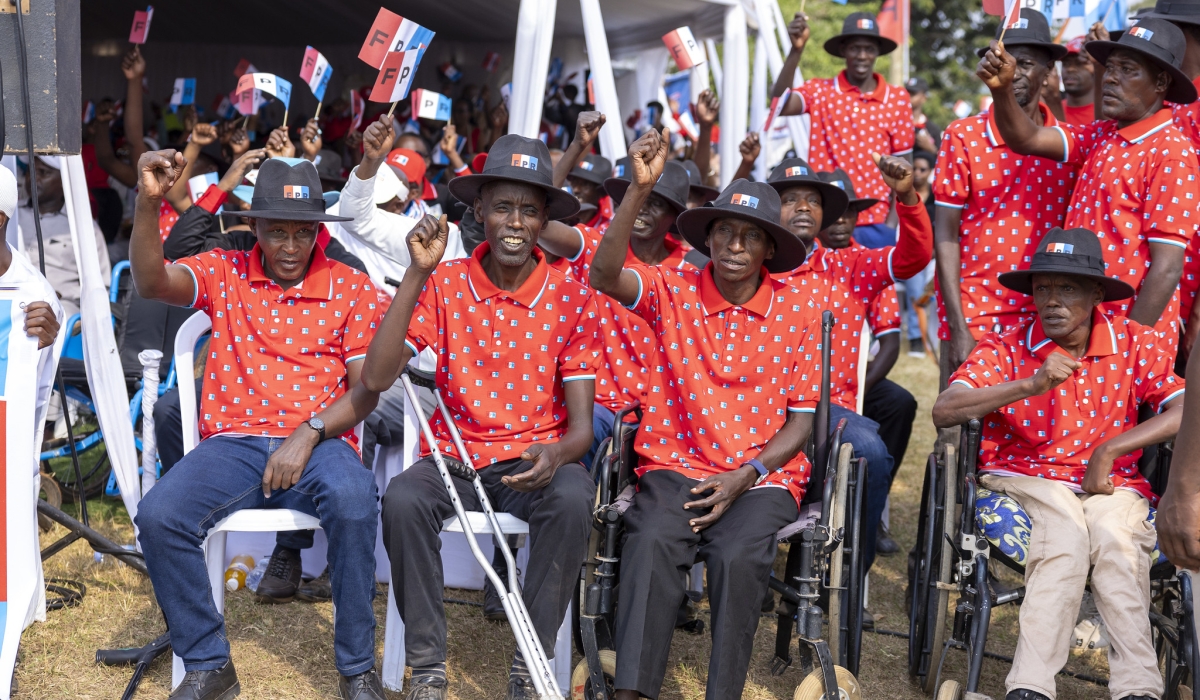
[1030, 251, 1105, 271]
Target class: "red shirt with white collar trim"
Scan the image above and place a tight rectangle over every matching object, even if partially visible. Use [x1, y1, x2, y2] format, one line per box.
[793, 71, 915, 226]
[933, 105, 1080, 341]
[1062, 110, 1200, 351]
[949, 310, 1184, 503]
[1166, 77, 1200, 326]
[624, 264, 823, 508]
[173, 244, 381, 445]
[404, 244, 602, 467]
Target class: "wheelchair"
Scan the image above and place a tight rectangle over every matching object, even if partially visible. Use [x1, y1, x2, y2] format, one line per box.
[907, 420, 1200, 700]
[570, 310, 869, 700]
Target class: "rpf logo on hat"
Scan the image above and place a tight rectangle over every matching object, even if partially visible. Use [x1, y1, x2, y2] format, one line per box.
[857, 17, 875, 29]
[1066, 36, 1085, 53]
[613, 164, 626, 177]
[731, 193, 759, 208]
[785, 166, 808, 177]
[1047, 242, 1074, 254]
[1130, 25, 1155, 40]
[283, 185, 310, 199]
[396, 154, 410, 165]
[579, 160, 595, 171]
[1008, 17, 1029, 29]
[511, 153, 539, 169]
[829, 179, 846, 190]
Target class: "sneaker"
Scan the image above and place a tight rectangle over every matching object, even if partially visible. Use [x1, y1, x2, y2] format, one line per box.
[877, 523, 900, 556]
[907, 338, 926, 357]
[404, 675, 447, 700]
[296, 567, 332, 603]
[254, 546, 302, 604]
[1006, 690, 1050, 700]
[169, 660, 240, 700]
[507, 676, 538, 700]
[339, 667, 385, 700]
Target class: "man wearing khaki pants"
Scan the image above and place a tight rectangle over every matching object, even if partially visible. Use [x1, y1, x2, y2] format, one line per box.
[933, 227, 1185, 700]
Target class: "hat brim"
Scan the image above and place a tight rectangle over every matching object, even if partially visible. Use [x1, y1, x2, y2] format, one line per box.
[675, 204, 808, 274]
[689, 183, 721, 203]
[765, 180, 851, 231]
[1085, 40, 1199, 103]
[996, 266, 1135, 301]
[241, 208, 353, 223]
[602, 177, 688, 215]
[824, 34, 898, 57]
[847, 197, 882, 213]
[568, 167, 608, 186]
[448, 173, 581, 221]
[1142, 10, 1200, 27]
[975, 39, 1069, 61]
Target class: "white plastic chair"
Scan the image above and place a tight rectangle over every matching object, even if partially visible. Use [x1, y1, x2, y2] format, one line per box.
[169, 312, 324, 688]
[380, 367, 573, 693]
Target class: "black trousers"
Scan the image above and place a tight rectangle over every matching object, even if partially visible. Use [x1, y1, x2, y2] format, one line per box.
[614, 470, 798, 699]
[381, 455, 594, 666]
[862, 378, 918, 484]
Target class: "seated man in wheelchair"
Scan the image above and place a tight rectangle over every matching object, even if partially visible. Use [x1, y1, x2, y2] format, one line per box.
[356, 134, 600, 700]
[589, 128, 823, 700]
[932, 226, 1185, 700]
[128, 153, 387, 700]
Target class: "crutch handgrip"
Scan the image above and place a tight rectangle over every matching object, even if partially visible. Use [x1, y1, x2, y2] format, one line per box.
[444, 456, 478, 482]
[402, 365, 438, 391]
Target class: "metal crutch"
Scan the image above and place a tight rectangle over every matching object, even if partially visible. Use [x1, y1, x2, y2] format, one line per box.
[399, 366, 564, 699]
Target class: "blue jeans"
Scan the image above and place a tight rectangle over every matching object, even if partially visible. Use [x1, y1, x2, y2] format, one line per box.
[586, 402, 617, 473]
[830, 405, 893, 573]
[901, 266, 930, 342]
[852, 223, 897, 249]
[136, 435, 380, 675]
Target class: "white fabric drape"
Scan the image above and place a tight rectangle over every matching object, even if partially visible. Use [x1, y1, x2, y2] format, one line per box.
[705, 38, 724, 93]
[509, 0, 558, 138]
[750, 40, 768, 182]
[719, 3, 749, 187]
[1, 158, 21, 257]
[61, 155, 142, 533]
[766, 0, 810, 158]
[580, 0, 628, 161]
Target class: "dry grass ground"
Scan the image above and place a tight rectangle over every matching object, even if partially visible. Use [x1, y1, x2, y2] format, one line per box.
[16, 354, 1115, 699]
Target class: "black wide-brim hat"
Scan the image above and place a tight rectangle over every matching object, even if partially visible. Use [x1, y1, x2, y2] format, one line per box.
[1144, 0, 1200, 27]
[603, 160, 690, 215]
[766, 157, 850, 230]
[1086, 18, 1198, 104]
[997, 226, 1135, 300]
[820, 169, 881, 213]
[676, 179, 807, 274]
[569, 153, 612, 186]
[449, 134, 580, 220]
[244, 158, 353, 222]
[975, 8, 1069, 61]
[683, 160, 720, 203]
[825, 12, 898, 57]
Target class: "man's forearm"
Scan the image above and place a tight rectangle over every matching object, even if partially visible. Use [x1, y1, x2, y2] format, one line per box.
[361, 266, 425, 392]
[891, 198, 933, 279]
[756, 411, 812, 470]
[1128, 249, 1183, 328]
[988, 87, 1044, 157]
[553, 137, 588, 188]
[315, 382, 381, 439]
[93, 123, 138, 187]
[590, 184, 647, 296]
[932, 380, 1037, 429]
[864, 334, 900, 393]
[732, 159, 755, 182]
[130, 196, 172, 298]
[934, 221, 971, 341]
[1096, 399, 1184, 463]
[694, 124, 714, 186]
[125, 77, 146, 166]
[164, 142, 202, 213]
[772, 49, 802, 99]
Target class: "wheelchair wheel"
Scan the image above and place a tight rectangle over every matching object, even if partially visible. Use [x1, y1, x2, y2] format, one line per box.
[570, 650, 616, 700]
[922, 444, 957, 694]
[935, 679, 962, 700]
[907, 454, 938, 677]
[841, 456, 868, 676]
[826, 443, 853, 665]
[38, 472, 62, 533]
[793, 665, 861, 700]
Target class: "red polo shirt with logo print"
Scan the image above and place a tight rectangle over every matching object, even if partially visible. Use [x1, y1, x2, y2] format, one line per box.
[789, 71, 915, 226]
[933, 105, 1080, 341]
[404, 244, 602, 467]
[174, 244, 381, 445]
[1166, 76, 1200, 328]
[950, 311, 1184, 502]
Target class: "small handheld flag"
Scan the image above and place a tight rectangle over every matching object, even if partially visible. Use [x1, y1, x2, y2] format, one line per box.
[170, 78, 197, 108]
[676, 109, 700, 142]
[129, 6, 153, 44]
[500, 82, 512, 109]
[299, 47, 333, 102]
[82, 101, 95, 125]
[1069, 0, 1085, 17]
[663, 27, 706, 70]
[234, 58, 258, 79]
[483, 51, 501, 73]
[358, 7, 436, 69]
[412, 89, 452, 121]
[371, 49, 423, 113]
[187, 172, 220, 207]
[763, 88, 792, 133]
[214, 93, 238, 120]
[440, 62, 462, 83]
[984, 0, 1024, 43]
[237, 73, 292, 109]
[350, 90, 365, 131]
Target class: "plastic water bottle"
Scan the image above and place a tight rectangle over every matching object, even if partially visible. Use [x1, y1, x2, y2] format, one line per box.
[224, 554, 255, 592]
[245, 557, 269, 593]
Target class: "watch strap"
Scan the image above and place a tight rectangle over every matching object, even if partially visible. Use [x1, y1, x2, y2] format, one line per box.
[746, 458, 770, 486]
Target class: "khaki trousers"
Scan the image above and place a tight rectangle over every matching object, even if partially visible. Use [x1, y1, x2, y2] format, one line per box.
[979, 474, 1160, 700]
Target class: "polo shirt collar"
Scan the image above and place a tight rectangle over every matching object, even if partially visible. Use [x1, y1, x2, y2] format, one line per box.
[1116, 108, 1174, 144]
[986, 102, 1058, 148]
[467, 242, 551, 307]
[698, 264, 775, 318]
[1026, 307, 1117, 360]
[248, 243, 334, 300]
[835, 71, 889, 103]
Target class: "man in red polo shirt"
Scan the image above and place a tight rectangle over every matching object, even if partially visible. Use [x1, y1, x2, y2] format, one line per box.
[936, 9, 1077, 381]
[933, 227, 1185, 700]
[1060, 37, 1097, 126]
[358, 134, 599, 700]
[980, 18, 1200, 361]
[130, 155, 387, 700]
[765, 156, 931, 577]
[590, 128, 821, 700]
[773, 11, 915, 249]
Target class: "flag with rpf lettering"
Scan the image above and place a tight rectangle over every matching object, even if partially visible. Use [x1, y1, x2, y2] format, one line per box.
[663, 27, 706, 70]
[483, 51, 501, 73]
[237, 73, 293, 109]
[233, 59, 258, 79]
[299, 47, 332, 102]
[412, 89, 452, 121]
[170, 78, 196, 107]
[128, 6, 153, 44]
[370, 49, 423, 103]
[358, 7, 435, 69]
[983, 0, 1023, 27]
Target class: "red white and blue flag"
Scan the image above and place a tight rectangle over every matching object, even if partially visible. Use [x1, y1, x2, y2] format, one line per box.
[412, 89, 452, 121]
[237, 73, 292, 110]
[128, 6, 153, 44]
[662, 27, 706, 70]
[370, 50, 423, 103]
[299, 46, 332, 102]
[483, 51, 501, 73]
[358, 7, 435, 69]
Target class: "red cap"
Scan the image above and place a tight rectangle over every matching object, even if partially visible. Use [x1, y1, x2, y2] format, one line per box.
[386, 148, 437, 200]
[471, 152, 488, 174]
[1065, 36, 1085, 54]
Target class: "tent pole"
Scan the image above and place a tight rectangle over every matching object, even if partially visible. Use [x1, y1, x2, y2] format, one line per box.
[579, 0, 627, 161]
[719, 3, 749, 188]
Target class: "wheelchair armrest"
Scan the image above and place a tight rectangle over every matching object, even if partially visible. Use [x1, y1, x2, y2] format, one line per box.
[403, 365, 438, 391]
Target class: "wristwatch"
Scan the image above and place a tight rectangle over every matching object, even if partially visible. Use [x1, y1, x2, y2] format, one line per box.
[745, 458, 770, 486]
[306, 417, 326, 442]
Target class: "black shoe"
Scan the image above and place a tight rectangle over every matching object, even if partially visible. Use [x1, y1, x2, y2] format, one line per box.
[339, 667, 385, 700]
[254, 546, 302, 604]
[1006, 690, 1050, 700]
[861, 608, 875, 631]
[169, 660, 240, 700]
[908, 337, 926, 357]
[482, 577, 507, 621]
[507, 677, 538, 700]
[296, 567, 332, 603]
[1119, 696, 1156, 700]
[404, 675, 447, 700]
[877, 524, 900, 556]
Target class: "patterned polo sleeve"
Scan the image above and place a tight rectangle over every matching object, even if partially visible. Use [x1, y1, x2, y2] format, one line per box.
[787, 314, 823, 414]
[933, 124, 971, 210]
[624, 263, 671, 333]
[172, 250, 228, 313]
[559, 287, 602, 383]
[339, 271, 381, 364]
[948, 332, 1015, 389]
[789, 81, 821, 116]
[1143, 146, 1200, 248]
[889, 88, 916, 156]
[1062, 119, 1108, 167]
[403, 273, 444, 358]
[566, 224, 602, 280]
[869, 288, 901, 336]
[1132, 325, 1186, 412]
